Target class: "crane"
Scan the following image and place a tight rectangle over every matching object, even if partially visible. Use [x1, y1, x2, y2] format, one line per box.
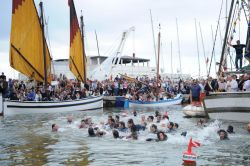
[89, 27, 135, 80]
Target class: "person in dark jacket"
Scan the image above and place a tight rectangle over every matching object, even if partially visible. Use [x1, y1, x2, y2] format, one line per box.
[228, 40, 246, 70]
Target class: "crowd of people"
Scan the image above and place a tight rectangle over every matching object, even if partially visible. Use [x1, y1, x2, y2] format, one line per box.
[0, 71, 250, 103]
[51, 110, 250, 141]
[189, 74, 250, 104]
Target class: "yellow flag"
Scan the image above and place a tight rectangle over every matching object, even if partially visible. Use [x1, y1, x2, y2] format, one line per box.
[10, 0, 51, 83]
[68, 0, 86, 82]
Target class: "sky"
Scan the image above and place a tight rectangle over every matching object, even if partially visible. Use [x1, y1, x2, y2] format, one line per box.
[0, 0, 248, 79]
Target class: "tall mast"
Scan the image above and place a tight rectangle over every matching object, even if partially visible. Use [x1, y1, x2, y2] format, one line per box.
[80, 11, 87, 83]
[157, 24, 161, 83]
[170, 41, 173, 75]
[95, 30, 101, 56]
[199, 22, 208, 76]
[150, 10, 158, 68]
[39, 2, 48, 91]
[218, 0, 235, 75]
[176, 18, 182, 75]
[208, 0, 224, 77]
[211, 25, 217, 75]
[195, 18, 201, 77]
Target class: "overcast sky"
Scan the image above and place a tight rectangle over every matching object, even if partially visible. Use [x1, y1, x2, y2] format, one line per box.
[0, 0, 248, 79]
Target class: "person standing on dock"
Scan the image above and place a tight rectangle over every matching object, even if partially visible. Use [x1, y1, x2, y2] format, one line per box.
[228, 40, 246, 70]
[190, 80, 201, 106]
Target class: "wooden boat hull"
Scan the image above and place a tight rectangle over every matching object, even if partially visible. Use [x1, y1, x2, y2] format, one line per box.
[1, 94, 103, 116]
[203, 92, 250, 122]
[128, 95, 183, 108]
[182, 104, 206, 117]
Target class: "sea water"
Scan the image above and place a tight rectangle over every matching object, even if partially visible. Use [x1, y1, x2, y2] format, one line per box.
[0, 106, 249, 166]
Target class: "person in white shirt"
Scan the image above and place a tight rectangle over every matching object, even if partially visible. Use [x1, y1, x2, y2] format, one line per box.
[218, 77, 227, 92]
[199, 79, 205, 93]
[243, 74, 250, 91]
[35, 90, 42, 101]
[226, 75, 238, 92]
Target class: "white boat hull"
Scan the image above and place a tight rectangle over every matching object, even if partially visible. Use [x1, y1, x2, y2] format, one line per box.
[1, 94, 103, 116]
[203, 92, 250, 122]
[0, 93, 3, 116]
[128, 95, 183, 108]
[182, 105, 206, 117]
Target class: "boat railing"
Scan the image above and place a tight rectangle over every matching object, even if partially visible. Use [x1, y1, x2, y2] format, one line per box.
[5, 95, 102, 103]
[209, 91, 250, 95]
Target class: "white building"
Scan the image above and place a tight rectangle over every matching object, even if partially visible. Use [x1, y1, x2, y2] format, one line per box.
[52, 55, 157, 80]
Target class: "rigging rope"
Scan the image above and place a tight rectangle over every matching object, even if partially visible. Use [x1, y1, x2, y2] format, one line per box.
[208, 0, 224, 76]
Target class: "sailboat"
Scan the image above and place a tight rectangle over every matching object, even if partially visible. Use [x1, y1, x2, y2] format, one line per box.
[0, 0, 103, 116]
[203, 0, 250, 122]
[128, 25, 183, 108]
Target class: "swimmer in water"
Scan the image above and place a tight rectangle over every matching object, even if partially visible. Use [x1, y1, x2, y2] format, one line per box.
[157, 131, 167, 141]
[95, 128, 106, 137]
[113, 130, 124, 139]
[150, 124, 158, 134]
[227, 125, 234, 134]
[88, 127, 105, 137]
[118, 121, 128, 132]
[146, 124, 158, 141]
[115, 115, 120, 124]
[140, 115, 147, 127]
[181, 131, 187, 137]
[147, 116, 154, 123]
[67, 116, 73, 124]
[88, 127, 96, 137]
[52, 124, 59, 132]
[127, 119, 138, 140]
[217, 129, 229, 140]
[155, 110, 160, 117]
[173, 123, 179, 129]
[162, 111, 169, 120]
[132, 110, 137, 117]
[156, 115, 162, 123]
[166, 122, 175, 132]
[79, 119, 87, 129]
[197, 119, 204, 126]
[247, 124, 250, 132]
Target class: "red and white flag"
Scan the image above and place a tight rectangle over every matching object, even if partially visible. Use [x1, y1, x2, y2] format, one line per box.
[191, 140, 201, 148]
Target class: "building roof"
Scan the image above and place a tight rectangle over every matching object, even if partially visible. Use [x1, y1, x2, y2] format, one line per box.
[53, 55, 150, 64]
[89, 55, 108, 59]
[119, 55, 150, 63]
[53, 59, 69, 62]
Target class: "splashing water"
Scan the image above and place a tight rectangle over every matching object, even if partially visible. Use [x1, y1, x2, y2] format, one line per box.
[0, 106, 249, 166]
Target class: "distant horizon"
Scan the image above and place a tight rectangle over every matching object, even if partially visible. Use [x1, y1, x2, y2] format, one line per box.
[1, 0, 248, 79]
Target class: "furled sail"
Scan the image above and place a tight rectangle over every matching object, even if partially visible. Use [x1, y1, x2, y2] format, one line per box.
[68, 0, 86, 82]
[10, 0, 51, 83]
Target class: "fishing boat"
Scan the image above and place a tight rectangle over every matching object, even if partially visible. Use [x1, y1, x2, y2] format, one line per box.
[128, 94, 183, 108]
[203, 91, 250, 121]
[204, 0, 250, 122]
[0, 0, 103, 116]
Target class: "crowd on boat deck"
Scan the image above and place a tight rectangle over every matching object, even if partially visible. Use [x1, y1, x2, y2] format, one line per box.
[0, 71, 250, 102]
[51, 110, 250, 141]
